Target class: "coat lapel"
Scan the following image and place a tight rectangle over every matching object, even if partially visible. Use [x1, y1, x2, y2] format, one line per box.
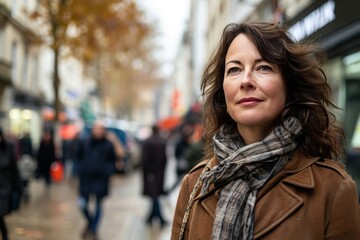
[254, 153, 318, 239]
[194, 157, 219, 220]
[200, 193, 218, 219]
[192, 152, 319, 238]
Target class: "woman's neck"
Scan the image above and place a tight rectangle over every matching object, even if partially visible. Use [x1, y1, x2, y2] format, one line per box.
[237, 124, 274, 145]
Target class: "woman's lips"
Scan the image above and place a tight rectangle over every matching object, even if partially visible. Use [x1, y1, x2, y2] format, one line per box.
[237, 97, 263, 105]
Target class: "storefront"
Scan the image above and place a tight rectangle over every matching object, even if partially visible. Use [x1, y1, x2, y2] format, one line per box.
[9, 89, 43, 148]
[288, 0, 360, 186]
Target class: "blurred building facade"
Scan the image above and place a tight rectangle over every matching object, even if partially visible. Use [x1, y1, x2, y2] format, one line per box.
[162, 0, 208, 119]
[0, 0, 98, 147]
[168, 0, 360, 151]
[0, 0, 43, 145]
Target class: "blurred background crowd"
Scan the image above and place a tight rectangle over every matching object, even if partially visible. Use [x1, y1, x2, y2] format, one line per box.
[0, 0, 359, 239]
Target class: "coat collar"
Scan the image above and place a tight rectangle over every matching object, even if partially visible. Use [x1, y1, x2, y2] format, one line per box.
[196, 150, 320, 238]
[257, 150, 319, 200]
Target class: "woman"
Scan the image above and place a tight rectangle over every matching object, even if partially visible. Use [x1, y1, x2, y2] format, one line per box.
[36, 130, 56, 186]
[0, 127, 22, 240]
[171, 22, 360, 240]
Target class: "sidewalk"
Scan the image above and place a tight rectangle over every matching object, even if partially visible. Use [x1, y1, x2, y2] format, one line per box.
[6, 170, 179, 240]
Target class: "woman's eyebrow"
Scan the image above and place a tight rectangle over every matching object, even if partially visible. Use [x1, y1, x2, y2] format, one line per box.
[225, 58, 265, 66]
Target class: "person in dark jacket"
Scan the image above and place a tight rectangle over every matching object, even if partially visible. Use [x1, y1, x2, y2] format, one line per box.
[19, 132, 33, 157]
[0, 127, 22, 240]
[78, 121, 116, 240]
[36, 130, 56, 186]
[141, 125, 168, 227]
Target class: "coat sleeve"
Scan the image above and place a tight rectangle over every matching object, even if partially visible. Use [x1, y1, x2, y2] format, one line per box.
[326, 177, 360, 240]
[171, 174, 191, 240]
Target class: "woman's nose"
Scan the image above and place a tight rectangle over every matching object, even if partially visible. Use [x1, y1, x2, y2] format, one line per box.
[240, 71, 256, 90]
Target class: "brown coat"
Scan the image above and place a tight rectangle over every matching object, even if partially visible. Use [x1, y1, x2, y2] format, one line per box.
[171, 151, 360, 240]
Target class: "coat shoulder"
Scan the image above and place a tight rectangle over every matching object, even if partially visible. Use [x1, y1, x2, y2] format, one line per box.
[189, 159, 209, 174]
[314, 159, 351, 179]
[183, 160, 209, 188]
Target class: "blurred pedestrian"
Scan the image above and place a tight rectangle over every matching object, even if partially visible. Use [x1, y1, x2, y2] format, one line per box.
[36, 130, 56, 187]
[77, 121, 116, 240]
[172, 21, 360, 239]
[19, 132, 33, 157]
[166, 127, 193, 194]
[183, 138, 204, 171]
[5, 131, 20, 160]
[62, 132, 82, 179]
[71, 132, 82, 178]
[0, 127, 22, 240]
[17, 154, 36, 203]
[174, 126, 193, 177]
[141, 125, 168, 227]
[18, 132, 35, 202]
[106, 131, 126, 173]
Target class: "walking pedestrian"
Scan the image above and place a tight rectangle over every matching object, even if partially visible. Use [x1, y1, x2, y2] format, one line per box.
[18, 131, 35, 202]
[19, 132, 33, 157]
[174, 127, 193, 177]
[78, 121, 116, 240]
[183, 138, 204, 171]
[36, 130, 56, 187]
[172, 21, 360, 239]
[0, 127, 22, 240]
[62, 132, 82, 179]
[17, 154, 36, 203]
[141, 125, 168, 227]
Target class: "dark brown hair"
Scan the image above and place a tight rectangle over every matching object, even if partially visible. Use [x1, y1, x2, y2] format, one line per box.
[201, 21, 344, 160]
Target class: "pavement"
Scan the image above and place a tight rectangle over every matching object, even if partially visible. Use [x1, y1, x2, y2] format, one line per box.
[6, 157, 180, 240]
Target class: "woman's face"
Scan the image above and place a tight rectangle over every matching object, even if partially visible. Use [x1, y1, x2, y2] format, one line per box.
[223, 34, 286, 135]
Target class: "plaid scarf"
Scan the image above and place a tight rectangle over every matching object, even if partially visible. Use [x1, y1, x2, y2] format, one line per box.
[199, 117, 302, 240]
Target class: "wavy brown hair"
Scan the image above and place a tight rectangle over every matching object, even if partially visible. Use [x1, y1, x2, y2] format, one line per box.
[201, 21, 344, 160]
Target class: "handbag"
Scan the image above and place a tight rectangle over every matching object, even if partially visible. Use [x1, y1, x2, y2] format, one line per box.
[50, 161, 64, 182]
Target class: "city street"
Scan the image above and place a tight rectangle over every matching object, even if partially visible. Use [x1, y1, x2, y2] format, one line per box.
[6, 158, 180, 240]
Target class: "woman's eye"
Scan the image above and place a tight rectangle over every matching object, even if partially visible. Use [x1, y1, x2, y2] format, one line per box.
[227, 67, 240, 75]
[257, 65, 273, 72]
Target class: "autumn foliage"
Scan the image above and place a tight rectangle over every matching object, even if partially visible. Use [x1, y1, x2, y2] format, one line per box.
[31, 0, 158, 120]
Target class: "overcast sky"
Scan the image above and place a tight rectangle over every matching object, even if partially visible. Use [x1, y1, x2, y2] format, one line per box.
[139, 0, 191, 74]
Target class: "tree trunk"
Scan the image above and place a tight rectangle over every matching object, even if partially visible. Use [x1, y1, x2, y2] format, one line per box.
[53, 47, 61, 122]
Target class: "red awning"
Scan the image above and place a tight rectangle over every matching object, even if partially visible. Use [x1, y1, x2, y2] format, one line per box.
[157, 116, 182, 131]
[60, 124, 79, 140]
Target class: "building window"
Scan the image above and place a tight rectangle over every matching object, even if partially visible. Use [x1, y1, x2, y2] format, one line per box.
[22, 48, 29, 88]
[11, 41, 18, 83]
[31, 55, 39, 90]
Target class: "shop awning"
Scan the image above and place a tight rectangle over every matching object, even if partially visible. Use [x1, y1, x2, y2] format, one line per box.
[157, 116, 182, 131]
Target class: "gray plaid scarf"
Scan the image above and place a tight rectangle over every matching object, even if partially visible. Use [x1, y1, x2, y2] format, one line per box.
[199, 117, 302, 240]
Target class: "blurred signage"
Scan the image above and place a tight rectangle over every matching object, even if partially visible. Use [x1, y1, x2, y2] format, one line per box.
[289, 0, 335, 41]
[42, 108, 67, 122]
[288, 0, 360, 45]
